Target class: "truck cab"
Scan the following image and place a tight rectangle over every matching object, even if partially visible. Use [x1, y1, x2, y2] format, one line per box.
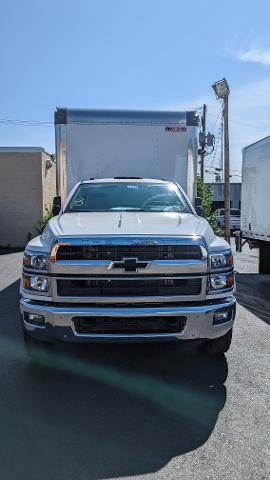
[21, 177, 236, 357]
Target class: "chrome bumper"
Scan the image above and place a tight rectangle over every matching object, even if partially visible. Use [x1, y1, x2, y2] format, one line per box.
[20, 296, 236, 343]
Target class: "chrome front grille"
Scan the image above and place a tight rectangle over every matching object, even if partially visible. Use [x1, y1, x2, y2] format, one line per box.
[50, 236, 208, 303]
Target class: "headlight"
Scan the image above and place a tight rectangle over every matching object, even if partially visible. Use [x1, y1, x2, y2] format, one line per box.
[210, 273, 234, 290]
[23, 252, 49, 271]
[210, 251, 233, 270]
[23, 275, 49, 292]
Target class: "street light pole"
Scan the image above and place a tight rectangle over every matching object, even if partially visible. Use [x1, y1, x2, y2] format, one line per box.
[212, 78, 230, 244]
[223, 94, 231, 244]
[200, 104, 207, 181]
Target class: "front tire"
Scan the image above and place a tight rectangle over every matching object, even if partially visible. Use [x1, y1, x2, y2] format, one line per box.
[23, 329, 54, 364]
[202, 329, 232, 354]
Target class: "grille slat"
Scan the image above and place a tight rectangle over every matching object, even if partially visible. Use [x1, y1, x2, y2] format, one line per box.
[56, 244, 202, 261]
[57, 278, 202, 297]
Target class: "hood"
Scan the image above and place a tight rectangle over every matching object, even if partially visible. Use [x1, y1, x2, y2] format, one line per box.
[48, 211, 216, 246]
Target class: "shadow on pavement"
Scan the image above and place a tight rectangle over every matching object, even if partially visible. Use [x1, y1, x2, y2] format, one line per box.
[236, 272, 270, 326]
[0, 280, 228, 480]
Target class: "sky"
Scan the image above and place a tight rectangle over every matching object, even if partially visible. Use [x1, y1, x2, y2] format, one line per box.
[1, 0, 270, 182]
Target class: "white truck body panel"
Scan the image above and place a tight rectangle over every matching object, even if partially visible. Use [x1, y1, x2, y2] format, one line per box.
[241, 135, 270, 242]
[54, 109, 198, 203]
[50, 211, 216, 245]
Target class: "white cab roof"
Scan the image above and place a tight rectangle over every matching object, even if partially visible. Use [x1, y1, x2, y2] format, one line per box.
[81, 178, 171, 184]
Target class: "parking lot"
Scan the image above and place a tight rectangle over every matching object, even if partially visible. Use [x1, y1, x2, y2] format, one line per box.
[0, 244, 269, 480]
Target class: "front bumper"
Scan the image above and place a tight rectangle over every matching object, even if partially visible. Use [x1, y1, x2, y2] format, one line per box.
[20, 296, 236, 343]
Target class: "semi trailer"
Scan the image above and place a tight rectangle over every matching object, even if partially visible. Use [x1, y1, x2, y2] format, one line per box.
[236, 135, 270, 273]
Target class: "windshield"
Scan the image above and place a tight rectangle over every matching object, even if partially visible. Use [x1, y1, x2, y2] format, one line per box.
[66, 182, 192, 213]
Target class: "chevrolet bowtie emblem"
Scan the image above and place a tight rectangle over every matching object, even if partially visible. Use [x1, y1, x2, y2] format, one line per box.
[107, 257, 149, 272]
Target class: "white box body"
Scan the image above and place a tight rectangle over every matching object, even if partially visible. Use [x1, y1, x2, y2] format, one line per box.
[54, 109, 198, 202]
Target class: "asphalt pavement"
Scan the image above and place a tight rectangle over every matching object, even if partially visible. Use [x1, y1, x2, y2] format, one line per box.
[0, 245, 269, 480]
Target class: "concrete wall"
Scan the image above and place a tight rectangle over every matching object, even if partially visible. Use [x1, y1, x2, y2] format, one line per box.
[0, 148, 56, 248]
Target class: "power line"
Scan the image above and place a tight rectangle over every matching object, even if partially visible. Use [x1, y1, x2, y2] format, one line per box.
[0, 117, 53, 127]
[207, 112, 270, 132]
[0, 110, 268, 133]
[205, 115, 223, 172]
[209, 99, 223, 132]
[0, 109, 218, 128]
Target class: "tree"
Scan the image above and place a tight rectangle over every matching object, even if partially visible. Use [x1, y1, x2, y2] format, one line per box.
[38, 205, 54, 233]
[197, 177, 223, 236]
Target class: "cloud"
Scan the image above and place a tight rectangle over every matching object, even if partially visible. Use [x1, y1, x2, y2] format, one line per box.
[237, 48, 270, 66]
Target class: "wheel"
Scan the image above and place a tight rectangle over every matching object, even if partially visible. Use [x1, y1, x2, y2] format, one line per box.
[259, 243, 270, 274]
[202, 329, 232, 354]
[23, 329, 54, 364]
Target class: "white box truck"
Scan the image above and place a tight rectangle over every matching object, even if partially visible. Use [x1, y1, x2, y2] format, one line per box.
[54, 109, 199, 202]
[20, 108, 236, 359]
[236, 135, 270, 273]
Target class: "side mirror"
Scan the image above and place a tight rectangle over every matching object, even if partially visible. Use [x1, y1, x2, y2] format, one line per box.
[52, 196, 62, 216]
[195, 205, 203, 216]
[194, 197, 203, 216]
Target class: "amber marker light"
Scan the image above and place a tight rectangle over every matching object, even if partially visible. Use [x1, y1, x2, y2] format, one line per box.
[50, 242, 70, 262]
[226, 254, 234, 267]
[23, 276, 30, 289]
[23, 254, 30, 267]
[227, 273, 234, 288]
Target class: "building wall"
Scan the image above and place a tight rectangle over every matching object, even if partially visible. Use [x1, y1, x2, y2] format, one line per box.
[41, 152, 56, 214]
[0, 148, 56, 248]
[205, 183, 242, 210]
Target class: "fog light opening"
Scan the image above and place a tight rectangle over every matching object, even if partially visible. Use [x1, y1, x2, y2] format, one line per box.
[24, 312, 45, 327]
[213, 310, 233, 325]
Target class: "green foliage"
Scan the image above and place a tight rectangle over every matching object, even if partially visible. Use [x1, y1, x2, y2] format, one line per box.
[197, 177, 224, 237]
[39, 205, 54, 233]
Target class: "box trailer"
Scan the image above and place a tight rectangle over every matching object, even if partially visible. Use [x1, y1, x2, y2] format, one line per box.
[236, 135, 270, 273]
[54, 108, 199, 203]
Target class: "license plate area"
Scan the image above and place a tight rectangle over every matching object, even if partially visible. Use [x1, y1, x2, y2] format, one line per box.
[72, 315, 187, 335]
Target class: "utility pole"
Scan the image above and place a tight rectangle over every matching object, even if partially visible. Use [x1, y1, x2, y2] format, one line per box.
[212, 78, 230, 244]
[223, 94, 231, 244]
[220, 116, 224, 182]
[200, 104, 207, 181]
